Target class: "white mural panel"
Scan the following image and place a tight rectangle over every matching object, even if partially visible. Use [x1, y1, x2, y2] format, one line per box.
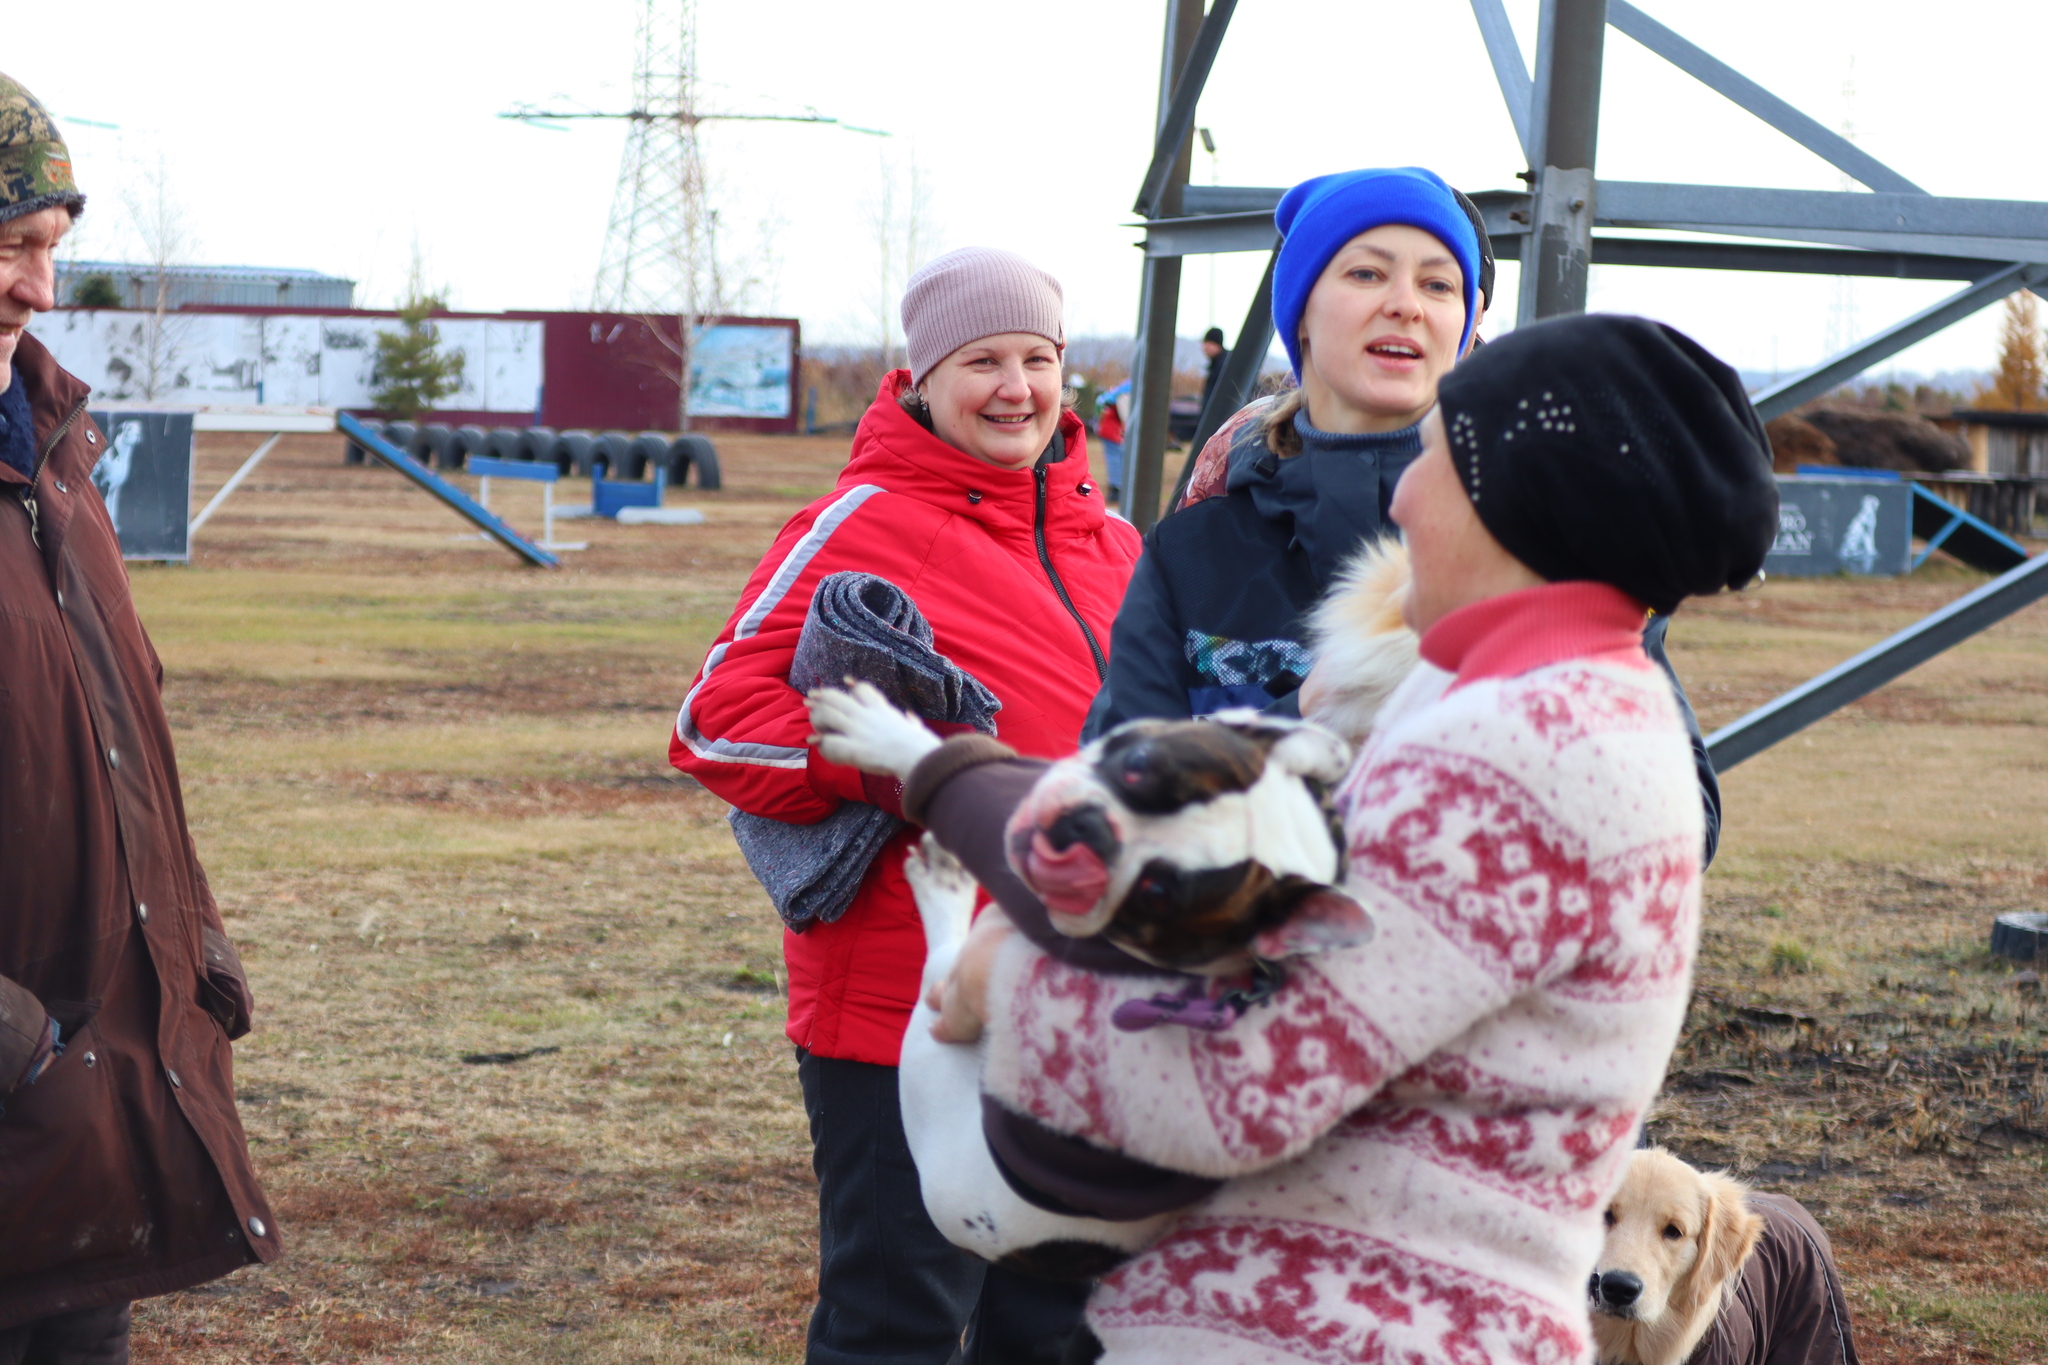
[259, 314, 323, 406]
[483, 321, 543, 418]
[32, 311, 545, 413]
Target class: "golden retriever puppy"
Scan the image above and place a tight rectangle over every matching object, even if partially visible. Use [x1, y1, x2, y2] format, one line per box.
[1591, 1148, 1860, 1365]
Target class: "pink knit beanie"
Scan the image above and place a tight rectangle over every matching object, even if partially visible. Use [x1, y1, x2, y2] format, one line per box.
[901, 247, 1065, 386]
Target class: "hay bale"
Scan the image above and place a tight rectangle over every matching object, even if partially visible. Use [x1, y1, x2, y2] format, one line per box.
[1800, 407, 1970, 473]
[1764, 415, 1837, 473]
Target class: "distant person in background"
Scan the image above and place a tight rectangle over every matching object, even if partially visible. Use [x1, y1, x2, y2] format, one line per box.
[671, 247, 1140, 1365]
[1198, 325, 1229, 416]
[1093, 376, 1130, 503]
[0, 71, 279, 1364]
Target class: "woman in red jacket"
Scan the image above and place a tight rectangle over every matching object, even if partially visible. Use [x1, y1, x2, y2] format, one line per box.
[671, 247, 1141, 1365]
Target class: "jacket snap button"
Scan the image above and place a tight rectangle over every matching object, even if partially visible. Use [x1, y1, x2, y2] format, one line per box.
[167, 1068, 182, 1088]
[55, 590, 64, 609]
[107, 748, 120, 769]
[87, 431, 98, 444]
[248, 1216, 267, 1238]
[84, 1051, 97, 1068]
[137, 903, 148, 924]
[966, 490, 983, 504]
[53, 479, 67, 493]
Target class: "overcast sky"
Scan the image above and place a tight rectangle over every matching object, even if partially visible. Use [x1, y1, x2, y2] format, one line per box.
[18, 0, 2048, 380]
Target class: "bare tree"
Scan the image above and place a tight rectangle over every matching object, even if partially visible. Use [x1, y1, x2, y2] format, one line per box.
[123, 154, 193, 400]
[864, 148, 936, 379]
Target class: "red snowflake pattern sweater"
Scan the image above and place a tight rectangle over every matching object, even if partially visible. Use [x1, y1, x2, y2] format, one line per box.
[981, 582, 1704, 1365]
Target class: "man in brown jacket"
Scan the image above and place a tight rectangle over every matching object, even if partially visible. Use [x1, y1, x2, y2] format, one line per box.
[0, 73, 279, 1363]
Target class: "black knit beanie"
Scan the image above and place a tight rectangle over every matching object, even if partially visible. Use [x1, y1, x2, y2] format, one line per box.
[1436, 313, 1777, 615]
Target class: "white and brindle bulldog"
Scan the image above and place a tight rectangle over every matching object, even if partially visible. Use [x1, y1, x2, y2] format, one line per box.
[808, 540, 1423, 1277]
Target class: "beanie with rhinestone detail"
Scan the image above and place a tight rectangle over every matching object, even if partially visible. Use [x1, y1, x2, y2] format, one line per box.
[1436, 313, 1777, 615]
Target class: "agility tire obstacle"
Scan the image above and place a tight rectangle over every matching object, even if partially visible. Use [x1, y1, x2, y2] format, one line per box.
[1992, 912, 2048, 963]
[670, 433, 721, 490]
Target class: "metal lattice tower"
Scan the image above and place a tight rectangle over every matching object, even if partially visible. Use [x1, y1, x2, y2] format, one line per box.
[503, 4, 882, 319]
[593, 0, 710, 315]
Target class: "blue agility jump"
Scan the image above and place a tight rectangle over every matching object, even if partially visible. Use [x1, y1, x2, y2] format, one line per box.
[592, 463, 668, 520]
[468, 456, 587, 552]
[339, 413, 561, 568]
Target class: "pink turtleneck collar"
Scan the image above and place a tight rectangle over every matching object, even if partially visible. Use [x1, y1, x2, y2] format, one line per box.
[1419, 581, 1653, 690]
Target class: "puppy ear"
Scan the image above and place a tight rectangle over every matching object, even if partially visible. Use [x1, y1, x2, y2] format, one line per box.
[1682, 1173, 1764, 1316]
[1267, 721, 1354, 783]
[1252, 886, 1374, 960]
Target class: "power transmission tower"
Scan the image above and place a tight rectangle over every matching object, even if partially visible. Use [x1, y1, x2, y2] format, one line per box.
[503, 0, 883, 426]
[593, 0, 707, 316]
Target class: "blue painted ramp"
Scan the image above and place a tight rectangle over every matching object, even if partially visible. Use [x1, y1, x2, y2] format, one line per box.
[1907, 483, 2029, 575]
[338, 413, 559, 568]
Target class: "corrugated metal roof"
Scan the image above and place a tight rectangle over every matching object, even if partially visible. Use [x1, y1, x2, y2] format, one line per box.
[57, 260, 355, 310]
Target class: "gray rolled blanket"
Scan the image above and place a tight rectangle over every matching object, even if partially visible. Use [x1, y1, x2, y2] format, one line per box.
[730, 571, 1001, 932]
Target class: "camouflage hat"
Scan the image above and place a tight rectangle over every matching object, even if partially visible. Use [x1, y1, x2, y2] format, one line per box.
[0, 72, 85, 227]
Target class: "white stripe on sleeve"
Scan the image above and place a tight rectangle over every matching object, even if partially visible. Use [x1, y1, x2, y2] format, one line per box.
[673, 484, 887, 769]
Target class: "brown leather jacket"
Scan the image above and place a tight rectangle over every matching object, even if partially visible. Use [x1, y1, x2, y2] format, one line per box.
[0, 333, 279, 1328]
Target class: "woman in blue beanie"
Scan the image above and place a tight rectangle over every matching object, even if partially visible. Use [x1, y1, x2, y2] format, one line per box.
[1085, 166, 1483, 725]
[1086, 165, 1726, 860]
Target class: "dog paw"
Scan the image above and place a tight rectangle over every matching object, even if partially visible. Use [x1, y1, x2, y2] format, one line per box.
[807, 681, 943, 779]
[904, 832, 977, 906]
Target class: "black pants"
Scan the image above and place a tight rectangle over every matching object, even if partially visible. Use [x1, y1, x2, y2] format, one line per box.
[0, 1304, 130, 1365]
[797, 1050, 1093, 1365]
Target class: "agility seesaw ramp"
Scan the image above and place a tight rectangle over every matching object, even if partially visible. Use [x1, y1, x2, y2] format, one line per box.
[337, 412, 559, 568]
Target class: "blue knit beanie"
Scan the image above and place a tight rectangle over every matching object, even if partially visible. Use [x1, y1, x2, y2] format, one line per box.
[1272, 166, 1482, 379]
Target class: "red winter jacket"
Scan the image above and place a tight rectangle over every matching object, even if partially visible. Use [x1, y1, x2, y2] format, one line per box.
[670, 372, 1141, 1065]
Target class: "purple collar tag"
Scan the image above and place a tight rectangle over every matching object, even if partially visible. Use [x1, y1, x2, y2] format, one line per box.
[1109, 961, 1287, 1034]
[1113, 988, 1244, 1032]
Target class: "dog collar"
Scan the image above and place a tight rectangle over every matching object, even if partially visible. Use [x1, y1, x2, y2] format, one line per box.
[1111, 960, 1286, 1033]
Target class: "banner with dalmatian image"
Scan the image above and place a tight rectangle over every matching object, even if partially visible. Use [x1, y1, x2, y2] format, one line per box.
[87, 411, 194, 562]
[1764, 476, 1911, 578]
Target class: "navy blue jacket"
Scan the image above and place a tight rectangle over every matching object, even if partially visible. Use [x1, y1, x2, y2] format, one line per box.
[1085, 410, 1724, 864]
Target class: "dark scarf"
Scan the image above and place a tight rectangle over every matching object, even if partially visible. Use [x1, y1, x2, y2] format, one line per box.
[0, 372, 35, 480]
[1225, 407, 1421, 584]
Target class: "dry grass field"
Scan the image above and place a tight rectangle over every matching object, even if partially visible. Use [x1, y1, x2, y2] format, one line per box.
[119, 429, 2047, 1363]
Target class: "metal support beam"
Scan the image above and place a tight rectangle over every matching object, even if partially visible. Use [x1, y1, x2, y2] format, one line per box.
[1125, 0, 1205, 533]
[1133, 0, 1238, 220]
[1519, 0, 1607, 323]
[1152, 209, 2012, 281]
[1173, 181, 2048, 259]
[1751, 261, 2048, 419]
[1567, 238, 2007, 281]
[1468, 0, 1534, 160]
[1168, 248, 1279, 512]
[1144, 210, 1284, 257]
[1706, 547, 2048, 770]
[1606, 1, 1923, 196]
[1596, 180, 2048, 247]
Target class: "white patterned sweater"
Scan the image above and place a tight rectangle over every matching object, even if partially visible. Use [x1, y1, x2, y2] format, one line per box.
[981, 582, 1705, 1365]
